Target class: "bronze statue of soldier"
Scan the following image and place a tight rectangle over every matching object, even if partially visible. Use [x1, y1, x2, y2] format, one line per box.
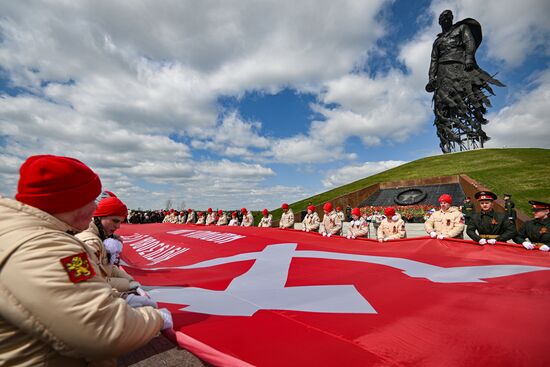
[426, 10, 504, 153]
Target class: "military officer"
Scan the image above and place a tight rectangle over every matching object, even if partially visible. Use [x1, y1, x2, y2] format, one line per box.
[0, 155, 172, 366]
[504, 193, 517, 224]
[461, 197, 475, 225]
[514, 201, 550, 251]
[466, 191, 516, 245]
[424, 194, 465, 239]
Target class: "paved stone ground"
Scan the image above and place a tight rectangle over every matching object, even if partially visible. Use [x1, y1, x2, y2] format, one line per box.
[121, 223, 475, 366]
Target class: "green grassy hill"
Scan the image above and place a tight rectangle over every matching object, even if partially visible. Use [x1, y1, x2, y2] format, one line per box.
[271, 148, 549, 220]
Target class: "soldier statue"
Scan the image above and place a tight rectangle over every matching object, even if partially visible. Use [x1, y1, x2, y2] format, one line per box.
[426, 10, 504, 153]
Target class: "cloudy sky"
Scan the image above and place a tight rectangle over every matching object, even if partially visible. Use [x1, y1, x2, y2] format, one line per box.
[1, 0, 549, 210]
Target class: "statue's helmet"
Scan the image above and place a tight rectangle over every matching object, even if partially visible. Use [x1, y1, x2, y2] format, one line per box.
[438, 9, 453, 24]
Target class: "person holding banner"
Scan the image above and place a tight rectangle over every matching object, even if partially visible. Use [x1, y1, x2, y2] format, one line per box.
[279, 203, 294, 229]
[196, 211, 205, 224]
[514, 201, 550, 251]
[320, 202, 342, 237]
[258, 209, 272, 227]
[205, 207, 216, 225]
[229, 212, 239, 226]
[424, 194, 465, 239]
[241, 208, 254, 227]
[185, 208, 195, 224]
[216, 209, 228, 225]
[377, 207, 406, 242]
[347, 207, 369, 239]
[302, 205, 320, 232]
[466, 191, 516, 245]
[0, 155, 172, 366]
[77, 193, 142, 293]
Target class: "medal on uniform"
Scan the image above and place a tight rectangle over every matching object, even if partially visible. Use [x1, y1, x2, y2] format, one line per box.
[540, 227, 548, 234]
[491, 218, 498, 225]
[446, 219, 451, 226]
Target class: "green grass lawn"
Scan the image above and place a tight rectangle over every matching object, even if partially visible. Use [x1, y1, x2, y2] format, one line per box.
[269, 148, 549, 220]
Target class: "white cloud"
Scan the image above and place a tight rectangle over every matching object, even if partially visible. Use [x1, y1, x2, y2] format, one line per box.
[322, 160, 408, 188]
[484, 69, 550, 148]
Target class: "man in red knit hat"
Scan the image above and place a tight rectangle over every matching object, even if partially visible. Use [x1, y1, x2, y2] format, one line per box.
[424, 193, 465, 239]
[0, 155, 172, 366]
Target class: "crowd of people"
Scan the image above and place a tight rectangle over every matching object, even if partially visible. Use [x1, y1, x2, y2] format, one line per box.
[1, 154, 548, 366]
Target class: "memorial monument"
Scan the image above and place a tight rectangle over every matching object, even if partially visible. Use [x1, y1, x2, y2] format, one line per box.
[426, 10, 504, 153]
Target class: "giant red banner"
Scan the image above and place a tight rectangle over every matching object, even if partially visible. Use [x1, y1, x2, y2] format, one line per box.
[117, 224, 550, 367]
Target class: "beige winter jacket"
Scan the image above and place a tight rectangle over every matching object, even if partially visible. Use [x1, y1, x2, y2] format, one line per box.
[349, 217, 369, 238]
[424, 206, 465, 238]
[302, 212, 320, 232]
[241, 212, 254, 227]
[279, 210, 295, 229]
[76, 222, 135, 292]
[322, 211, 342, 235]
[258, 215, 272, 227]
[0, 197, 163, 367]
[377, 214, 406, 240]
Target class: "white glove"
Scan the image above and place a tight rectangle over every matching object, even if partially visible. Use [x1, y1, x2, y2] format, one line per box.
[430, 231, 437, 238]
[351, 236, 356, 239]
[437, 234, 445, 240]
[540, 245, 550, 252]
[126, 294, 158, 308]
[378, 239, 383, 243]
[478, 238, 487, 245]
[128, 280, 141, 290]
[302, 227, 306, 231]
[327, 233, 332, 237]
[346, 235, 351, 239]
[322, 232, 327, 237]
[522, 241, 535, 250]
[158, 308, 173, 330]
[104, 238, 123, 264]
[306, 229, 310, 232]
[136, 287, 150, 298]
[487, 239, 497, 245]
[392, 215, 399, 221]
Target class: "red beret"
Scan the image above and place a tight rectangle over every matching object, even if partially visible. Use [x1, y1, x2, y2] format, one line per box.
[262, 208, 268, 215]
[336, 206, 342, 211]
[207, 208, 213, 213]
[307, 205, 315, 212]
[351, 207, 361, 216]
[323, 202, 333, 212]
[232, 211, 237, 217]
[241, 207, 247, 214]
[384, 207, 396, 217]
[198, 211, 204, 216]
[94, 196, 128, 218]
[218, 209, 223, 215]
[281, 203, 289, 210]
[438, 194, 452, 204]
[188, 208, 192, 213]
[16, 155, 101, 214]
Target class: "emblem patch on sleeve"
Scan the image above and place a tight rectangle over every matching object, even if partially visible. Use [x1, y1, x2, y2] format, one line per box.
[60, 252, 96, 283]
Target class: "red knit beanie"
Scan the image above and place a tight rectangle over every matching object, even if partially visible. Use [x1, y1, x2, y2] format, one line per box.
[439, 194, 452, 204]
[208, 207, 213, 213]
[232, 211, 237, 217]
[241, 207, 247, 214]
[218, 209, 223, 215]
[307, 205, 315, 212]
[188, 208, 192, 213]
[281, 203, 289, 210]
[16, 155, 101, 214]
[94, 196, 128, 218]
[384, 207, 396, 217]
[323, 202, 333, 212]
[262, 208, 268, 215]
[351, 207, 361, 216]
